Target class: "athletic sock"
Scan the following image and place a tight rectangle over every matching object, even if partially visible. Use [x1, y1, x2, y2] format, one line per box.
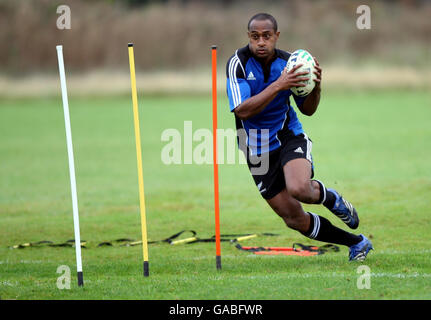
[313, 179, 336, 209]
[301, 212, 362, 247]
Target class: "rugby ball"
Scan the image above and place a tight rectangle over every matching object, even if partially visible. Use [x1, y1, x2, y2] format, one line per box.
[285, 49, 316, 97]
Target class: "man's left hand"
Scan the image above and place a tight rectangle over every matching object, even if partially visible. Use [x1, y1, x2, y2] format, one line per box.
[313, 57, 322, 88]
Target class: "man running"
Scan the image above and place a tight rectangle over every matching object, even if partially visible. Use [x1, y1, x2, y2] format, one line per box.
[226, 13, 373, 261]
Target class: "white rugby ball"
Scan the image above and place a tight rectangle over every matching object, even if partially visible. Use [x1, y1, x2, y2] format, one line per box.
[285, 49, 316, 97]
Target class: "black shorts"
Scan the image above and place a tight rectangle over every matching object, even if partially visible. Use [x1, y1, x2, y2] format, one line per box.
[247, 133, 314, 200]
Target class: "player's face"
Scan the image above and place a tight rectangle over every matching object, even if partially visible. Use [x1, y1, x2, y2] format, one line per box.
[248, 19, 279, 60]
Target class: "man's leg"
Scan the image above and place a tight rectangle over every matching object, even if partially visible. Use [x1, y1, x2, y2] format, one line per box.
[266, 187, 310, 233]
[283, 158, 359, 229]
[282, 158, 320, 204]
[266, 188, 363, 248]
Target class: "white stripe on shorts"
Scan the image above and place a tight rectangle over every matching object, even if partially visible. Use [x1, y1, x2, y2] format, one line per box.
[302, 133, 312, 163]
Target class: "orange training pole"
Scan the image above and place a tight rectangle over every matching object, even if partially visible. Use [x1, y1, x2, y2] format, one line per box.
[211, 45, 221, 270]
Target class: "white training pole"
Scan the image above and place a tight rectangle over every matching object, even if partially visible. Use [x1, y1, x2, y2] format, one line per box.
[56, 45, 84, 287]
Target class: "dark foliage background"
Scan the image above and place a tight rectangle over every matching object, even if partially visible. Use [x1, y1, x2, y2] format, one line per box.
[0, 0, 430, 74]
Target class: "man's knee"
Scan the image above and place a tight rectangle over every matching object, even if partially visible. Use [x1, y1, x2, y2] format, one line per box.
[286, 181, 312, 202]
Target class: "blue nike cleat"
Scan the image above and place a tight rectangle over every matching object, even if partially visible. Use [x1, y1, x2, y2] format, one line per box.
[349, 234, 373, 261]
[327, 188, 359, 229]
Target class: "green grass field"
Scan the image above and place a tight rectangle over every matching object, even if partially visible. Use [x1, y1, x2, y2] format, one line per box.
[1, 89, 430, 299]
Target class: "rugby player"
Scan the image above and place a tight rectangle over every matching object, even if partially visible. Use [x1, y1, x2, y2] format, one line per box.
[226, 13, 373, 261]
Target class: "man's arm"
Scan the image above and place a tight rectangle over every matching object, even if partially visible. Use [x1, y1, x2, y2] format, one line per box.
[234, 64, 309, 120]
[296, 57, 322, 117]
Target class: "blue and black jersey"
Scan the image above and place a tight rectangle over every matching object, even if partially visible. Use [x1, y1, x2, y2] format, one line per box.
[226, 45, 306, 156]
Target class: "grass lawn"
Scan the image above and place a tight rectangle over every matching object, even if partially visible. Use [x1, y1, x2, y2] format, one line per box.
[0, 89, 430, 299]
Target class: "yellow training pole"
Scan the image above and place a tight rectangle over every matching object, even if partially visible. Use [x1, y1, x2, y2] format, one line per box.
[128, 43, 149, 277]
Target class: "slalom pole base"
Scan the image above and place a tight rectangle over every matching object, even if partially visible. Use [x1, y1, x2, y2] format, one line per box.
[216, 255, 222, 270]
[143, 261, 149, 277]
[77, 271, 84, 287]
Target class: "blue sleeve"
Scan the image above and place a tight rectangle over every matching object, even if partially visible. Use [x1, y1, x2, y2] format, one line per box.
[226, 77, 251, 112]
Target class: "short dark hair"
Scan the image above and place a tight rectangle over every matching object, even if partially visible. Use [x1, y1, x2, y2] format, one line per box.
[247, 13, 278, 32]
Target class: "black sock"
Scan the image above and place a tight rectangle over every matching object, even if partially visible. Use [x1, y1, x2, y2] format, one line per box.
[314, 180, 336, 209]
[301, 212, 362, 247]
